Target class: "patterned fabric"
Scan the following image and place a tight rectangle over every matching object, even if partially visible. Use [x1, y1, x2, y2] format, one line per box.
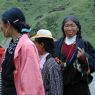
[8, 37, 21, 54]
[42, 54, 63, 95]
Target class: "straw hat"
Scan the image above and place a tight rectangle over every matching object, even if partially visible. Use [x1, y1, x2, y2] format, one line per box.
[31, 29, 55, 41]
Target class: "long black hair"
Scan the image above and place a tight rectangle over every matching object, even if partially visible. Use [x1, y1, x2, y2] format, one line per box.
[61, 15, 82, 39]
[35, 37, 55, 57]
[2, 7, 31, 33]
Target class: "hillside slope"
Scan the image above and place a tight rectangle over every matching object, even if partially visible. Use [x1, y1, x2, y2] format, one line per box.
[0, 0, 95, 46]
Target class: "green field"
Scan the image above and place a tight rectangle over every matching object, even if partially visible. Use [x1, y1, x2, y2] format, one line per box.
[0, 0, 95, 47]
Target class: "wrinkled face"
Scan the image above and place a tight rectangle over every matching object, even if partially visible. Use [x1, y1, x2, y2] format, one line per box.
[63, 20, 79, 38]
[34, 41, 45, 55]
[0, 20, 11, 38]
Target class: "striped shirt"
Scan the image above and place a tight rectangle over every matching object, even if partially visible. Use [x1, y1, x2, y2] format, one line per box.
[42, 54, 63, 95]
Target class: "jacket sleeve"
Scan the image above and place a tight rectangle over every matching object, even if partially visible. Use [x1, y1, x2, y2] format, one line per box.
[20, 44, 45, 95]
[54, 38, 63, 58]
[43, 59, 63, 95]
[84, 41, 95, 73]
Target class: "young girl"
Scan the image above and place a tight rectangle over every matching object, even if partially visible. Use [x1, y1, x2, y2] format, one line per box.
[0, 8, 45, 95]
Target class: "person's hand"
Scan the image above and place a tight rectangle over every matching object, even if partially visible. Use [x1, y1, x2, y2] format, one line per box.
[77, 47, 86, 62]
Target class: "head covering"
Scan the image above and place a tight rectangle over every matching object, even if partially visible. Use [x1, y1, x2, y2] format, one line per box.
[31, 29, 55, 41]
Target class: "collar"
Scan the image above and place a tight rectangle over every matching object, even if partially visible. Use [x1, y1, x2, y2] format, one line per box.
[65, 35, 76, 45]
[14, 34, 29, 59]
[40, 53, 49, 70]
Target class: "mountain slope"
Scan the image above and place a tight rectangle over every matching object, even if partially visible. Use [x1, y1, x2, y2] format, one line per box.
[0, 0, 95, 46]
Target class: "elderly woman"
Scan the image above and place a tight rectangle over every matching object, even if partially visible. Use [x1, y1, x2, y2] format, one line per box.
[55, 15, 95, 95]
[0, 8, 45, 95]
[32, 29, 63, 95]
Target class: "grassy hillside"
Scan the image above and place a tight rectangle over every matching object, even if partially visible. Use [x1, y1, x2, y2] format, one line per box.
[0, 0, 95, 47]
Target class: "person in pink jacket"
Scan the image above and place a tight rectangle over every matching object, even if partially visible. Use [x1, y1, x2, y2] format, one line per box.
[0, 7, 45, 95]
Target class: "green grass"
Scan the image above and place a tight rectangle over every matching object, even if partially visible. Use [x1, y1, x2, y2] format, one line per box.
[0, 0, 95, 47]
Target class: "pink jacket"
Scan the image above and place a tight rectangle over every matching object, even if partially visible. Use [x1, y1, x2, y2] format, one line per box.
[14, 34, 45, 95]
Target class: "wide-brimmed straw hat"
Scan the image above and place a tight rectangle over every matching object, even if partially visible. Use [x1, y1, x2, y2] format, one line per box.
[31, 29, 55, 41]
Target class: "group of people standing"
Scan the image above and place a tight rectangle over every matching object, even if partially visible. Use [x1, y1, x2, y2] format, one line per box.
[0, 7, 95, 95]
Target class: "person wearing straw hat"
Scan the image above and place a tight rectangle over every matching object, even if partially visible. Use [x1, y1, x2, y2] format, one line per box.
[31, 29, 63, 95]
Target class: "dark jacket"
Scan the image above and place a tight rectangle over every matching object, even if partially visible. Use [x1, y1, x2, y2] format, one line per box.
[42, 54, 63, 95]
[55, 38, 95, 95]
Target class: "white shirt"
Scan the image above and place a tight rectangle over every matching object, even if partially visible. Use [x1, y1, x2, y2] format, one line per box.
[65, 35, 76, 45]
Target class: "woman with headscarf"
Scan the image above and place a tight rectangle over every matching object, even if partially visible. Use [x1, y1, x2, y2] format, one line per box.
[55, 15, 95, 95]
[0, 8, 45, 95]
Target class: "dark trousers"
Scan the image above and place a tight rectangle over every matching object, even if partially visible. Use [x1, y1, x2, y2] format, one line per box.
[2, 88, 17, 95]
